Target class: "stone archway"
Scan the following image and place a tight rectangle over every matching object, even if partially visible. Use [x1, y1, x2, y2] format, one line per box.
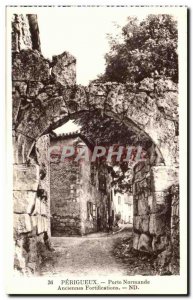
[12, 14, 179, 275]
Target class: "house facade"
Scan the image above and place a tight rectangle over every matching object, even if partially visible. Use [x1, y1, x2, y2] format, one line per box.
[111, 189, 133, 224]
[49, 132, 111, 236]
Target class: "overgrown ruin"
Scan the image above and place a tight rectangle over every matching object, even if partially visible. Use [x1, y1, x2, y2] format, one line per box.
[12, 14, 179, 275]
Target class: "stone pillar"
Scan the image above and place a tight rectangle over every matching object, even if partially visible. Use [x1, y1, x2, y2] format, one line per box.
[13, 134, 52, 275]
[12, 14, 32, 52]
[133, 161, 179, 256]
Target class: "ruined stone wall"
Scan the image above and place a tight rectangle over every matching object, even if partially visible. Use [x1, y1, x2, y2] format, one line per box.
[133, 160, 152, 251]
[35, 135, 51, 236]
[132, 160, 179, 274]
[12, 14, 32, 52]
[13, 134, 50, 275]
[12, 15, 52, 275]
[170, 184, 180, 274]
[12, 14, 179, 274]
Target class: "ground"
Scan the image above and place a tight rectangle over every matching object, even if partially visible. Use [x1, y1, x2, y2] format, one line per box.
[39, 229, 131, 276]
[39, 227, 160, 277]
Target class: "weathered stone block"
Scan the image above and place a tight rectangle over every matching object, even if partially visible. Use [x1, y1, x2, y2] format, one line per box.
[31, 215, 38, 232]
[139, 78, 154, 91]
[61, 86, 87, 113]
[27, 82, 44, 98]
[26, 262, 37, 274]
[152, 191, 168, 213]
[152, 235, 170, 252]
[37, 215, 44, 234]
[13, 191, 36, 214]
[106, 84, 126, 114]
[16, 96, 65, 139]
[156, 247, 172, 270]
[37, 92, 48, 102]
[89, 83, 107, 97]
[14, 213, 32, 234]
[151, 166, 179, 192]
[155, 78, 178, 92]
[148, 195, 153, 211]
[154, 191, 166, 205]
[13, 164, 39, 191]
[138, 197, 149, 215]
[12, 89, 22, 125]
[88, 84, 107, 110]
[133, 232, 140, 250]
[40, 201, 47, 216]
[149, 213, 169, 236]
[43, 217, 48, 232]
[13, 132, 35, 164]
[52, 51, 76, 86]
[12, 14, 32, 51]
[37, 216, 48, 234]
[140, 215, 149, 233]
[28, 237, 38, 263]
[33, 197, 41, 215]
[14, 240, 28, 271]
[12, 50, 50, 81]
[13, 81, 28, 96]
[133, 216, 140, 231]
[138, 233, 152, 251]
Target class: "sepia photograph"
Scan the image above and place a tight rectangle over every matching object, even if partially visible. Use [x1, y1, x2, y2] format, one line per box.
[5, 5, 188, 295]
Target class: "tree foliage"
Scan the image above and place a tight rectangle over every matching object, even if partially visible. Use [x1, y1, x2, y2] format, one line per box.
[74, 112, 151, 193]
[97, 14, 178, 83]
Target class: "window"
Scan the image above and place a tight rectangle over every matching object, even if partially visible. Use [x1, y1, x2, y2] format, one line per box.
[93, 204, 96, 217]
[118, 196, 121, 205]
[87, 202, 93, 219]
[99, 175, 106, 191]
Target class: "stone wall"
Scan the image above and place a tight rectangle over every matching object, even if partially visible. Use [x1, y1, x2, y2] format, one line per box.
[50, 136, 82, 236]
[13, 134, 51, 275]
[170, 184, 180, 274]
[12, 14, 32, 52]
[12, 52, 178, 167]
[132, 160, 179, 274]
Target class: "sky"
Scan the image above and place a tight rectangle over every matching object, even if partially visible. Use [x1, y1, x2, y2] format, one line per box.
[37, 7, 148, 86]
[38, 7, 142, 134]
[54, 120, 81, 135]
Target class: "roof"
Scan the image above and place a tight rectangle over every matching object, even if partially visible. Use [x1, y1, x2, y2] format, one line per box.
[49, 130, 94, 150]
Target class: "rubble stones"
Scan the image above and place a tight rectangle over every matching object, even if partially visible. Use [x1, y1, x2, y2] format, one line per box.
[133, 160, 179, 273]
[52, 52, 76, 86]
[138, 233, 152, 252]
[14, 213, 32, 234]
[12, 50, 50, 81]
[13, 191, 36, 214]
[13, 164, 39, 191]
[12, 14, 32, 51]
[151, 166, 179, 192]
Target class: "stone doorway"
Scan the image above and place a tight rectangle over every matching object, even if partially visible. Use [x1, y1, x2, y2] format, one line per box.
[12, 14, 179, 276]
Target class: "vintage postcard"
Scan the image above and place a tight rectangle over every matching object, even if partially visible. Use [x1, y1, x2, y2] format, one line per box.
[6, 5, 188, 295]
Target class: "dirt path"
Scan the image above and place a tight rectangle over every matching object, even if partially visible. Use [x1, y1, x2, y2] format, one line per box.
[40, 231, 131, 276]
